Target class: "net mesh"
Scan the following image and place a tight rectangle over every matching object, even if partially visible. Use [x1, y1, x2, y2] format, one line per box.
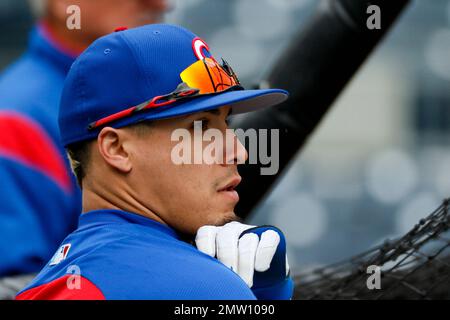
[293, 199, 450, 300]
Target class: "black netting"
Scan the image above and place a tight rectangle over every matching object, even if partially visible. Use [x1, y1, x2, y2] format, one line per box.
[293, 199, 450, 300]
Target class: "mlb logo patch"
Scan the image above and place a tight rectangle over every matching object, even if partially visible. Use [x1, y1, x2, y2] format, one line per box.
[49, 244, 71, 266]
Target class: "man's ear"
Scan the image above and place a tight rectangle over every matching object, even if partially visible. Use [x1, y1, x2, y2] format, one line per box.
[97, 127, 132, 173]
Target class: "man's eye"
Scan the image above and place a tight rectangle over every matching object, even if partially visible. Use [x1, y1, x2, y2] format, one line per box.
[192, 119, 209, 130]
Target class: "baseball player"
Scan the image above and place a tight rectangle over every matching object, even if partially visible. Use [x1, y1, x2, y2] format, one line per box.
[16, 24, 293, 300]
[0, 0, 169, 276]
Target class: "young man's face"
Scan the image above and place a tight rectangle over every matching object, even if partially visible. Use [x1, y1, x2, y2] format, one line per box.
[127, 106, 248, 235]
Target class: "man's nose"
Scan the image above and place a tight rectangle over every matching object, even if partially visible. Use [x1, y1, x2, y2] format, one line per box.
[223, 130, 248, 166]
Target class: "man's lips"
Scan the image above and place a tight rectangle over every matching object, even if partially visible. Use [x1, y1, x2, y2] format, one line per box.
[217, 176, 242, 202]
[218, 176, 242, 192]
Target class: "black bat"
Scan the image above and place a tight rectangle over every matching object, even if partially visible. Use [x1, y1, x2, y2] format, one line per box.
[232, 0, 410, 220]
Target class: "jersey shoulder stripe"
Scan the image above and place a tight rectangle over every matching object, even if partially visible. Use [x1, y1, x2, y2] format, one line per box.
[0, 111, 71, 192]
[16, 275, 105, 300]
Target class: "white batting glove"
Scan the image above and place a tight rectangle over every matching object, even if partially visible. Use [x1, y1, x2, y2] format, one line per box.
[195, 221, 290, 288]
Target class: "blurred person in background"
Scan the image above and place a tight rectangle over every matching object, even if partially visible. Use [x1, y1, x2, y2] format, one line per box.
[0, 0, 169, 276]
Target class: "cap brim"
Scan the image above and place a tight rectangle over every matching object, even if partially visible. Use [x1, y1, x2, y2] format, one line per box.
[64, 88, 288, 146]
[125, 88, 288, 125]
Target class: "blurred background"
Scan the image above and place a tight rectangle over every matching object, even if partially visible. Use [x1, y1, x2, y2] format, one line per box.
[1, 0, 448, 274]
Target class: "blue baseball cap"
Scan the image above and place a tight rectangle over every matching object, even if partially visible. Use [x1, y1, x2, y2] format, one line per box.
[59, 24, 288, 147]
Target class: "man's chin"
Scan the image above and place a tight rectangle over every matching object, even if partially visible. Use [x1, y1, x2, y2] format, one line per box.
[213, 211, 241, 227]
[176, 212, 240, 243]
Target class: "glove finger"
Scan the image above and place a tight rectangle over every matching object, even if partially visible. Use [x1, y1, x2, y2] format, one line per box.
[195, 225, 218, 257]
[255, 230, 280, 272]
[216, 222, 247, 271]
[237, 233, 259, 288]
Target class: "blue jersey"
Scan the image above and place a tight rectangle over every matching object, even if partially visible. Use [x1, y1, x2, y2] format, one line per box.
[0, 23, 81, 275]
[16, 210, 259, 300]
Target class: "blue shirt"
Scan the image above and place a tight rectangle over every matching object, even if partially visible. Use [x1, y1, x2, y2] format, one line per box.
[0, 23, 81, 275]
[17, 210, 258, 300]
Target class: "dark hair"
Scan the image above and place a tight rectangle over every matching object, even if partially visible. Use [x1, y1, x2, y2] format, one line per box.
[66, 141, 92, 188]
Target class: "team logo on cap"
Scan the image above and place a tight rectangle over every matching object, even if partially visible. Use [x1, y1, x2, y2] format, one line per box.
[49, 244, 71, 266]
[192, 37, 211, 60]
